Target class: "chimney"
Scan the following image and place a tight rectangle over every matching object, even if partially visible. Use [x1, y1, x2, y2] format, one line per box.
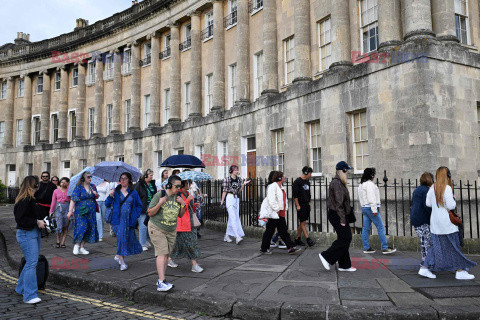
[132, 0, 138, 5]
[75, 18, 89, 30]
[14, 32, 30, 45]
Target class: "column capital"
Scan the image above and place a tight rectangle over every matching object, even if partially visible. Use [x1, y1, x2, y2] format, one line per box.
[151, 30, 162, 38]
[6, 76, 14, 82]
[146, 33, 152, 41]
[132, 40, 141, 47]
[167, 20, 181, 28]
[188, 9, 203, 17]
[39, 69, 50, 76]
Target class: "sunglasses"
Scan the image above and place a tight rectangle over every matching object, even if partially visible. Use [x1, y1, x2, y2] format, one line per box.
[86, 176, 92, 179]
[173, 184, 181, 188]
[52, 179, 59, 182]
[42, 176, 49, 178]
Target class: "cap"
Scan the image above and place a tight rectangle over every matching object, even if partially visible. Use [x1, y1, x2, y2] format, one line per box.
[336, 161, 353, 171]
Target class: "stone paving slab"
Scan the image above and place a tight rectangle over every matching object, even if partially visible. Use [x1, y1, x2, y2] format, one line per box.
[388, 292, 438, 306]
[339, 287, 390, 301]
[257, 281, 339, 305]
[376, 278, 414, 292]
[416, 286, 480, 299]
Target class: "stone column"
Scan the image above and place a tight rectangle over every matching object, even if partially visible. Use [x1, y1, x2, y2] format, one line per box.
[57, 65, 69, 142]
[432, 0, 458, 43]
[130, 41, 141, 130]
[39, 70, 51, 143]
[76, 62, 86, 139]
[22, 74, 32, 145]
[169, 23, 181, 122]
[293, 0, 311, 82]
[404, 0, 435, 41]
[236, 0, 250, 103]
[150, 33, 161, 126]
[189, 11, 202, 117]
[262, 0, 278, 94]
[378, 0, 403, 50]
[3, 77, 15, 147]
[112, 49, 122, 134]
[93, 55, 104, 137]
[212, 0, 225, 112]
[330, 0, 352, 70]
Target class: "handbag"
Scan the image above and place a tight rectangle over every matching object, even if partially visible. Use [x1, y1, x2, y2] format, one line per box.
[78, 205, 89, 217]
[448, 209, 462, 226]
[259, 197, 279, 219]
[192, 211, 201, 228]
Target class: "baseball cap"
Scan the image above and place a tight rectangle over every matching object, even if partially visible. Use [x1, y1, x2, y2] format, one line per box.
[336, 161, 353, 171]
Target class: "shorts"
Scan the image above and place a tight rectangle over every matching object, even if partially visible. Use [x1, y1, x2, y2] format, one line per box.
[297, 204, 310, 222]
[148, 221, 177, 256]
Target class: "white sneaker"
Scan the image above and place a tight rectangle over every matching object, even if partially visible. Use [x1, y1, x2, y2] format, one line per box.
[456, 270, 475, 280]
[25, 297, 41, 304]
[78, 247, 89, 255]
[278, 241, 287, 249]
[156, 280, 173, 292]
[168, 260, 178, 268]
[224, 235, 232, 243]
[120, 263, 128, 271]
[99, 238, 103, 242]
[236, 237, 243, 245]
[270, 242, 278, 248]
[145, 241, 152, 248]
[142, 246, 148, 251]
[191, 264, 204, 273]
[338, 267, 357, 272]
[73, 244, 80, 255]
[319, 253, 331, 271]
[418, 268, 436, 279]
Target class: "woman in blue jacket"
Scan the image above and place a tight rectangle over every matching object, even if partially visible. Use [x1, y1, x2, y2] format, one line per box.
[106, 172, 143, 270]
[410, 172, 434, 274]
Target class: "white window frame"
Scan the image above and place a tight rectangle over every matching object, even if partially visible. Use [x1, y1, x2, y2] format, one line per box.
[144, 43, 152, 66]
[359, 0, 379, 54]
[194, 145, 205, 172]
[72, 68, 79, 87]
[184, 23, 191, 42]
[250, 0, 263, 15]
[217, 141, 229, 179]
[318, 17, 332, 72]
[284, 36, 295, 85]
[144, 94, 151, 129]
[227, 0, 238, 29]
[228, 63, 237, 108]
[124, 99, 131, 132]
[106, 104, 113, 135]
[164, 88, 171, 125]
[184, 82, 191, 119]
[80, 159, 87, 169]
[455, 0, 470, 45]
[0, 121, 5, 146]
[16, 119, 23, 147]
[18, 79, 25, 97]
[308, 121, 322, 175]
[156, 150, 163, 169]
[135, 153, 143, 170]
[50, 112, 59, 143]
[351, 110, 369, 173]
[88, 108, 95, 138]
[117, 155, 125, 162]
[36, 76, 43, 94]
[253, 51, 263, 99]
[26, 163, 33, 176]
[86, 61, 96, 85]
[68, 109, 76, 141]
[273, 129, 284, 172]
[0, 81, 6, 99]
[203, 11, 214, 42]
[31, 115, 41, 145]
[54, 71, 61, 91]
[121, 49, 132, 75]
[205, 74, 213, 115]
[104, 54, 114, 80]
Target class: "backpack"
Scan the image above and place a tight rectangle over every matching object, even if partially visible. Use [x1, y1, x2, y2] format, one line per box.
[19, 255, 49, 290]
[143, 190, 166, 227]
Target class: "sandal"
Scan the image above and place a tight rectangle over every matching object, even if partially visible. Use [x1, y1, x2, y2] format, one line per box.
[56, 242, 60, 248]
[60, 244, 66, 248]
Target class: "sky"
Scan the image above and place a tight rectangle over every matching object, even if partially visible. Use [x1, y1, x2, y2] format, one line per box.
[0, 0, 134, 45]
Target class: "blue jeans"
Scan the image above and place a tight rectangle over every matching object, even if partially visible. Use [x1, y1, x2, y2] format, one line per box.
[96, 201, 107, 239]
[362, 207, 389, 250]
[196, 206, 203, 231]
[16, 228, 41, 302]
[137, 214, 149, 247]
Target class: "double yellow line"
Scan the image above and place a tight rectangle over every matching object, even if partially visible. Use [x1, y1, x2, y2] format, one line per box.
[0, 270, 183, 320]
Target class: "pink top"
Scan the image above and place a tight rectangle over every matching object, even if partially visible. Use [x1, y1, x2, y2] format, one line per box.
[50, 189, 71, 214]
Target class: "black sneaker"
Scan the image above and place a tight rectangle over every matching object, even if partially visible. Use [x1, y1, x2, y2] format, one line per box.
[288, 247, 301, 255]
[363, 248, 376, 253]
[306, 238, 316, 247]
[295, 238, 306, 246]
[260, 249, 273, 255]
[278, 241, 287, 249]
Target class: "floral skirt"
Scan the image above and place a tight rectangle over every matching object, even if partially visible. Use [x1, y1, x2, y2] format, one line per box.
[54, 202, 70, 233]
[170, 231, 201, 260]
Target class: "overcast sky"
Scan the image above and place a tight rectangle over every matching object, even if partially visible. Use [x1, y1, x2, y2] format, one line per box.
[0, 0, 134, 45]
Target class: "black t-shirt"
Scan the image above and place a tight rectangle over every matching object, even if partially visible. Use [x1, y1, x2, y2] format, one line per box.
[14, 197, 42, 230]
[230, 177, 241, 193]
[34, 182, 57, 205]
[292, 177, 311, 205]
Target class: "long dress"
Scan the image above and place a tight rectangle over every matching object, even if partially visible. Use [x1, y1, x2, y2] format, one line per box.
[71, 184, 99, 244]
[171, 194, 201, 260]
[105, 189, 143, 256]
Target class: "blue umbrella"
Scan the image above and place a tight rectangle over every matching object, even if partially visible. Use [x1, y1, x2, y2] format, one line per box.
[162, 171, 213, 185]
[67, 167, 104, 196]
[161, 155, 205, 168]
[93, 161, 142, 182]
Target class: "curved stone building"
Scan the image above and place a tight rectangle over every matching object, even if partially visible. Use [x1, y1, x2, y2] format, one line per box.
[0, 0, 479, 186]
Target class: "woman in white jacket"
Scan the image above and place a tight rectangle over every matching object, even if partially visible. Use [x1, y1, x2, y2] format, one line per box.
[260, 171, 300, 255]
[358, 168, 396, 254]
[421, 167, 476, 280]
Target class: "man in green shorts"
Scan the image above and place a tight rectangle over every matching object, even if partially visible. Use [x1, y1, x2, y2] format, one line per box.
[148, 175, 186, 292]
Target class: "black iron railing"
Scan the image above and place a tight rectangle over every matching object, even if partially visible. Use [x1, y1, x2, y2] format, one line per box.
[248, 0, 263, 13]
[140, 54, 151, 66]
[179, 37, 191, 51]
[201, 172, 480, 239]
[223, 10, 237, 28]
[159, 47, 171, 59]
[201, 25, 214, 40]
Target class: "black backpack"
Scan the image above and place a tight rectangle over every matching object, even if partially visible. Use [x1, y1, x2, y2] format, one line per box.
[143, 190, 166, 227]
[19, 255, 49, 290]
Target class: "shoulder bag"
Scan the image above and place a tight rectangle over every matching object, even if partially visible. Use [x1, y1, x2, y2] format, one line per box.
[434, 186, 462, 226]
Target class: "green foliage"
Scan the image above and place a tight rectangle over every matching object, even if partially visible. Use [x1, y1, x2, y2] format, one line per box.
[0, 180, 7, 203]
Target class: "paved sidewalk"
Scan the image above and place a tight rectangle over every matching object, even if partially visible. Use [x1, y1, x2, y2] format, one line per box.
[1, 205, 480, 319]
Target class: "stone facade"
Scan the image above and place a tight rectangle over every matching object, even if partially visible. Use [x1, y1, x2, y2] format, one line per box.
[0, 0, 480, 187]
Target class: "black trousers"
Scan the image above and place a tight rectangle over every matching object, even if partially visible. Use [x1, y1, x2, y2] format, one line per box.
[321, 209, 352, 269]
[261, 217, 295, 251]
